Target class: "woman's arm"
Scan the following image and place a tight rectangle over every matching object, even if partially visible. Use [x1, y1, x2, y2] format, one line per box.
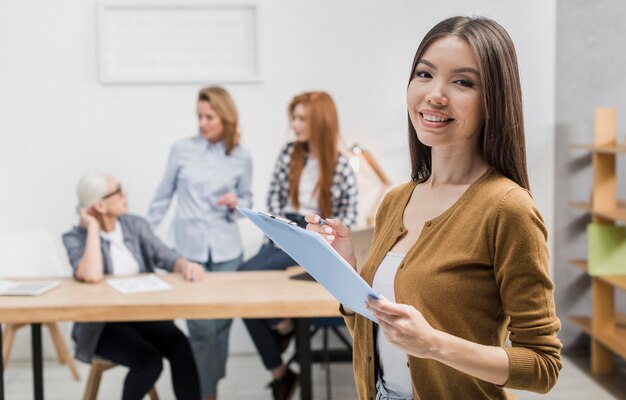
[172, 258, 205, 281]
[217, 150, 253, 213]
[267, 144, 291, 215]
[146, 144, 180, 229]
[235, 150, 253, 209]
[367, 297, 509, 385]
[332, 155, 358, 227]
[74, 209, 104, 283]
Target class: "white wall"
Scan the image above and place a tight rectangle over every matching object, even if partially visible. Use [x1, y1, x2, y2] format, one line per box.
[0, 0, 556, 355]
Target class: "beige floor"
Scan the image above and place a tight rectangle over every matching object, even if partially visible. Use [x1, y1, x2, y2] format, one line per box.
[3, 352, 619, 400]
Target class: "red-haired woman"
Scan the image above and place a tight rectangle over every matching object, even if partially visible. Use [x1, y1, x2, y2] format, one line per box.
[240, 91, 358, 400]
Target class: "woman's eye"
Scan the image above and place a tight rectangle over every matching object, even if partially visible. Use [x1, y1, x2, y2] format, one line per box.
[415, 70, 432, 79]
[454, 79, 474, 88]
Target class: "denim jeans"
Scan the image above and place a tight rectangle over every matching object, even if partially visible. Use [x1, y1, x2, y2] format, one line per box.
[240, 241, 298, 370]
[376, 377, 413, 400]
[186, 253, 243, 397]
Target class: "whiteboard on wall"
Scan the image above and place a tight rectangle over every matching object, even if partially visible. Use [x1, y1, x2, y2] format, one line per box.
[96, 1, 261, 84]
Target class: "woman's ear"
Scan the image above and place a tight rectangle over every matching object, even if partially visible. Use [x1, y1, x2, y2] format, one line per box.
[92, 202, 106, 215]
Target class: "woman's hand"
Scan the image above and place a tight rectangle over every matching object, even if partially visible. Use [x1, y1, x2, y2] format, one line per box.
[217, 192, 239, 209]
[366, 296, 439, 359]
[305, 214, 357, 269]
[79, 207, 100, 231]
[180, 261, 205, 282]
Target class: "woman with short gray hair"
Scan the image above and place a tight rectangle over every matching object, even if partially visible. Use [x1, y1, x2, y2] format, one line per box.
[63, 172, 204, 400]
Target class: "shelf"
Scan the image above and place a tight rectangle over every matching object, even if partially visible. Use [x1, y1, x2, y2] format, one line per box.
[566, 259, 626, 291]
[570, 315, 626, 361]
[568, 201, 626, 222]
[569, 143, 626, 154]
[569, 201, 592, 213]
[568, 258, 588, 272]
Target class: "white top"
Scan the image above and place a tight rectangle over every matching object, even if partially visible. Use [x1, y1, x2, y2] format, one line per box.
[285, 157, 320, 216]
[100, 223, 140, 276]
[372, 251, 413, 397]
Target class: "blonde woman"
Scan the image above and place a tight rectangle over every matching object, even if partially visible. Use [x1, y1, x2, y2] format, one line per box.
[147, 86, 252, 400]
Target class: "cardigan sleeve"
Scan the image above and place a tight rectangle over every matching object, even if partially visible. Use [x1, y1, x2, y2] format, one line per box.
[492, 188, 562, 393]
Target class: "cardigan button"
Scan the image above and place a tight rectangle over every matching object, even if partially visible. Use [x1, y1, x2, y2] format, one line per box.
[425, 221, 432, 227]
[367, 355, 372, 362]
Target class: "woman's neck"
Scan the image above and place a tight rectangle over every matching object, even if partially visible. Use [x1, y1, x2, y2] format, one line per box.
[428, 146, 489, 187]
[98, 215, 118, 233]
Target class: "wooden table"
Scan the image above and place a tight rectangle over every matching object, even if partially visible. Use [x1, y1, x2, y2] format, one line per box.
[0, 268, 343, 400]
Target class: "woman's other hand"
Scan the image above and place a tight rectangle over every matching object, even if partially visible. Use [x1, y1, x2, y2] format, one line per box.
[305, 214, 357, 269]
[180, 261, 205, 282]
[217, 192, 239, 209]
[79, 207, 100, 231]
[366, 296, 439, 359]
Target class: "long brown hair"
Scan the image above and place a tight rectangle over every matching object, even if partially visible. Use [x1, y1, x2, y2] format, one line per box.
[198, 86, 240, 155]
[288, 92, 340, 218]
[407, 16, 529, 190]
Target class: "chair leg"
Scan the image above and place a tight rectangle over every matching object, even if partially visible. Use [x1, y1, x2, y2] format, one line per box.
[148, 387, 159, 400]
[46, 323, 81, 380]
[2, 323, 26, 368]
[83, 361, 107, 400]
[323, 327, 331, 400]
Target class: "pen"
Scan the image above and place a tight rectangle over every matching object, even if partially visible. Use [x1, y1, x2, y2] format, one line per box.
[259, 210, 297, 225]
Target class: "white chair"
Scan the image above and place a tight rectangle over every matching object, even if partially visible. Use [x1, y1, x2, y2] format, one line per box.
[0, 230, 80, 380]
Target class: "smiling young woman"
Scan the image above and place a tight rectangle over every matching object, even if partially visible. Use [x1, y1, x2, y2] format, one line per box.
[306, 16, 561, 400]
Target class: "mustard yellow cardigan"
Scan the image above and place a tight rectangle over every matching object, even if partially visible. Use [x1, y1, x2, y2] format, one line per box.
[342, 168, 561, 399]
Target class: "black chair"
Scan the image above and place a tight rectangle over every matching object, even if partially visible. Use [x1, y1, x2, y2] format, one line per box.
[286, 317, 352, 400]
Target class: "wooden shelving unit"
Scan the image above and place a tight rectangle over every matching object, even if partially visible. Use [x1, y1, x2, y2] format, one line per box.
[568, 107, 626, 375]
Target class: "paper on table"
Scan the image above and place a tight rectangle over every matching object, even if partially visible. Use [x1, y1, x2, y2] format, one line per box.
[107, 274, 172, 294]
[237, 206, 379, 322]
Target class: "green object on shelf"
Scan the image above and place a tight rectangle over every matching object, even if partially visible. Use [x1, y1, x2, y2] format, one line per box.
[588, 223, 626, 276]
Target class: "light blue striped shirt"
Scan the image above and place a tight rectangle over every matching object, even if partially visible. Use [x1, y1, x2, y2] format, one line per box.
[147, 136, 253, 263]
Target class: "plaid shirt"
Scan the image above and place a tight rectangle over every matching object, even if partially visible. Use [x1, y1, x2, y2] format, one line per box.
[267, 142, 358, 227]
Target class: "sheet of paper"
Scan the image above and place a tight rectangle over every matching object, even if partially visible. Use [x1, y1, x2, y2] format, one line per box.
[238, 206, 379, 322]
[107, 274, 172, 294]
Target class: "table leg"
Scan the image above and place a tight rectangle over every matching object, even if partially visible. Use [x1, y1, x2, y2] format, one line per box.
[1, 324, 4, 400]
[295, 318, 312, 400]
[32, 324, 43, 400]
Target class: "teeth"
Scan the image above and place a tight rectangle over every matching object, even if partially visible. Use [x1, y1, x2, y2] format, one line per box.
[422, 113, 449, 122]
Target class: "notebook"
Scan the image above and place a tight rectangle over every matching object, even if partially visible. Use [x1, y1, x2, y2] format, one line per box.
[0, 279, 60, 296]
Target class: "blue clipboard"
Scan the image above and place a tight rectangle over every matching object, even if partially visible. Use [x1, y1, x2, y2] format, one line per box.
[237, 207, 378, 322]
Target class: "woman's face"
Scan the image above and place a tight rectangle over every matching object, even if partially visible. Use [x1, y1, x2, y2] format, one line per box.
[291, 103, 310, 142]
[407, 35, 484, 151]
[98, 176, 128, 217]
[197, 101, 224, 143]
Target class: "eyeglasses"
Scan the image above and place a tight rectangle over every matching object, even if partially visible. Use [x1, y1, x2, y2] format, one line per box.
[102, 184, 123, 200]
